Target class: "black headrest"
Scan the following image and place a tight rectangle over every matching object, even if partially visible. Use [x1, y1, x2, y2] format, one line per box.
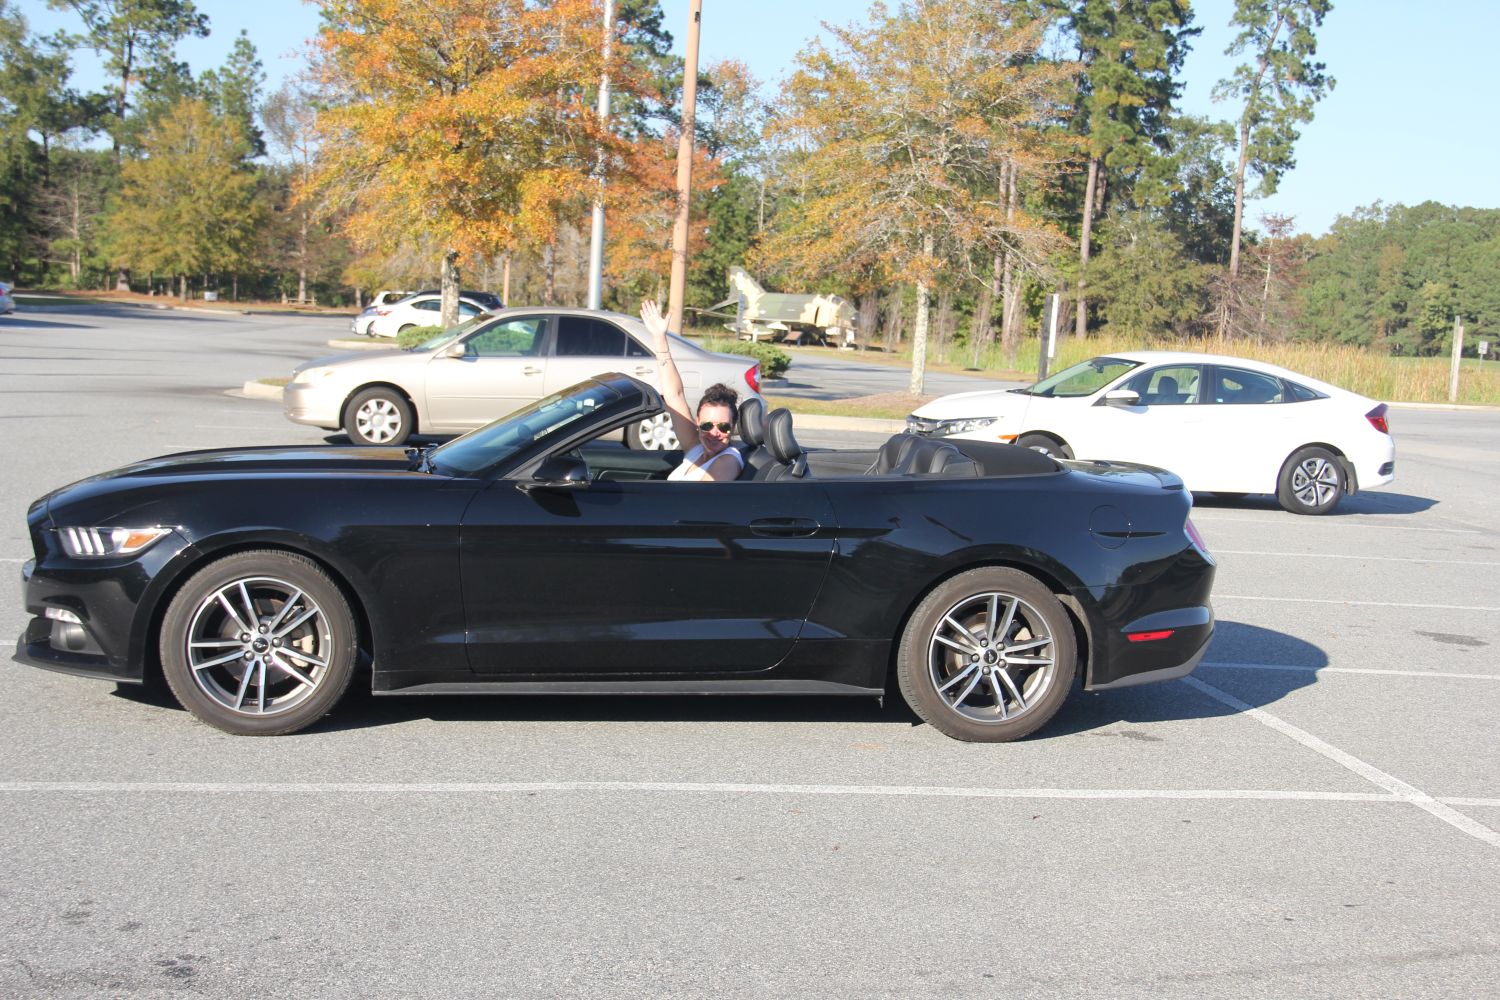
[738, 397, 766, 448]
[924, 444, 980, 477]
[872, 434, 922, 474]
[766, 408, 802, 464]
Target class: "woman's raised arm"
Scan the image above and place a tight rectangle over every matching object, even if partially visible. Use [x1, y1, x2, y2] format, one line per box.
[640, 298, 698, 449]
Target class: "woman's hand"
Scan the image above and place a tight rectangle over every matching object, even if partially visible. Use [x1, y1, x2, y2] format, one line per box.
[639, 298, 669, 350]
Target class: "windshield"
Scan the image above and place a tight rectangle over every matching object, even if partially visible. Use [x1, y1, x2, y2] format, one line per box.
[1024, 356, 1139, 397]
[430, 381, 626, 477]
[407, 313, 492, 352]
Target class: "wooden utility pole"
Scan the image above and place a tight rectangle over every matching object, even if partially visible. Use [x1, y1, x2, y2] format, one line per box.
[1449, 315, 1465, 403]
[667, 0, 702, 334]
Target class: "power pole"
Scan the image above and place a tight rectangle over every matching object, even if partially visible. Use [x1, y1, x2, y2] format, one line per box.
[586, 0, 614, 311]
[667, 0, 702, 334]
[1448, 315, 1465, 403]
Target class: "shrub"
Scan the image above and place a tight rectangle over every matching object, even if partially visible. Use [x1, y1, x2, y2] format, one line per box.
[396, 325, 444, 349]
[703, 337, 792, 380]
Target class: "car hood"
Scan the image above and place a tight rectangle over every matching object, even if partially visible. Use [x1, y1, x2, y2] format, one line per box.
[294, 347, 421, 375]
[910, 387, 1031, 420]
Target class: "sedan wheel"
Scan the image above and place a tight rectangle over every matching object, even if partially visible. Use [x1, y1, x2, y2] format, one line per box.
[345, 387, 413, 446]
[1016, 433, 1073, 460]
[627, 412, 680, 450]
[1277, 445, 1345, 515]
[159, 551, 357, 736]
[897, 567, 1076, 742]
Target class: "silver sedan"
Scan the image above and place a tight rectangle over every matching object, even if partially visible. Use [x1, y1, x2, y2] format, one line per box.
[285, 306, 764, 447]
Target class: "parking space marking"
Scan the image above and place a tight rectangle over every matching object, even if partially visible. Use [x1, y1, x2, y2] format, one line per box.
[1192, 516, 1481, 535]
[1216, 595, 1500, 612]
[1183, 676, 1500, 849]
[1212, 549, 1500, 566]
[1203, 661, 1499, 681]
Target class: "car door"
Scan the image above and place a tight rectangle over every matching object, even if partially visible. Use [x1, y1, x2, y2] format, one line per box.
[423, 315, 550, 431]
[1072, 364, 1207, 469]
[1192, 364, 1297, 491]
[543, 315, 656, 394]
[460, 476, 838, 675]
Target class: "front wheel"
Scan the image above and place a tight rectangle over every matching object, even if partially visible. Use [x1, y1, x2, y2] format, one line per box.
[1016, 433, 1072, 460]
[345, 387, 413, 446]
[626, 412, 680, 450]
[159, 551, 358, 736]
[1277, 446, 1345, 514]
[897, 567, 1077, 742]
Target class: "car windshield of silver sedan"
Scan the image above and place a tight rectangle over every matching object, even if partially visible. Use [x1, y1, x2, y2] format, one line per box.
[1022, 356, 1139, 397]
[406, 314, 492, 352]
[428, 381, 625, 476]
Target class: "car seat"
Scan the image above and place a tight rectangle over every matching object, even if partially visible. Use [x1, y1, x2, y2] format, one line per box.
[867, 433, 923, 474]
[754, 408, 809, 481]
[1152, 375, 1188, 405]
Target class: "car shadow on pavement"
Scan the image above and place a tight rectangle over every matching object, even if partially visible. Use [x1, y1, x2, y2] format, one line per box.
[0, 316, 103, 331]
[1192, 491, 1436, 515]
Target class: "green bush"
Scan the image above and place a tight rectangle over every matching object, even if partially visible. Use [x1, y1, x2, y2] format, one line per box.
[395, 325, 444, 349]
[702, 337, 792, 380]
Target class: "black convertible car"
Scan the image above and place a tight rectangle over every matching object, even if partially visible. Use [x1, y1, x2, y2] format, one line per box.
[15, 373, 1215, 742]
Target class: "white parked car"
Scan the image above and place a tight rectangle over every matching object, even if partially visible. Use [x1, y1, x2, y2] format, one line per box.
[361, 292, 497, 338]
[906, 351, 1395, 514]
[288, 306, 764, 447]
[0, 281, 14, 314]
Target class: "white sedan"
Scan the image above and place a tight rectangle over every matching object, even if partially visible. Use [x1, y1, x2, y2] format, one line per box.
[364, 293, 491, 337]
[906, 351, 1395, 514]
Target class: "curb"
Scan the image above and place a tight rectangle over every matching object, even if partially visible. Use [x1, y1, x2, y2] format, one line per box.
[239, 381, 284, 401]
[327, 338, 398, 350]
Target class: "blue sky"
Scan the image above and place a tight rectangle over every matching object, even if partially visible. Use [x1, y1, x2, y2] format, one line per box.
[26, 0, 1498, 236]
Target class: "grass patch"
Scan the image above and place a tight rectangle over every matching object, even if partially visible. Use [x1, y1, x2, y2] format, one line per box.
[764, 392, 934, 421]
[257, 377, 290, 387]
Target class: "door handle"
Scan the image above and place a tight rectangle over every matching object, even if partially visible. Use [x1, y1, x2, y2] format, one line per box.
[632, 365, 653, 375]
[522, 366, 543, 375]
[749, 516, 820, 538]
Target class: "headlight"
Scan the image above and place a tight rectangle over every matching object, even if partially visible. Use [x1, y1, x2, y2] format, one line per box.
[909, 416, 998, 438]
[291, 366, 339, 382]
[58, 526, 172, 558]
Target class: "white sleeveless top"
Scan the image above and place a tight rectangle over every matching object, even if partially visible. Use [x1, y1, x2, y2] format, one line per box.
[668, 444, 744, 482]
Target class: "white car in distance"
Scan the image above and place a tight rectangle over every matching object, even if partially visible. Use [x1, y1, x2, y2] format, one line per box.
[0, 281, 14, 315]
[362, 292, 493, 338]
[906, 351, 1396, 514]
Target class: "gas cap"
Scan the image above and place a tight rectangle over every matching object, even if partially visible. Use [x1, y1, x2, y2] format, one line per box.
[1089, 505, 1130, 549]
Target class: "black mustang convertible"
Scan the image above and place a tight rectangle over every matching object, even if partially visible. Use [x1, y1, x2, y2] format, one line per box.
[16, 373, 1215, 742]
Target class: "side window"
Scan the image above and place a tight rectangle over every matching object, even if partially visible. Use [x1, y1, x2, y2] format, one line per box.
[625, 333, 650, 358]
[1123, 365, 1201, 405]
[1213, 367, 1285, 404]
[1286, 380, 1325, 402]
[465, 317, 546, 357]
[459, 302, 480, 317]
[414, 299, 440, 312]
[554, 316, 630, 357]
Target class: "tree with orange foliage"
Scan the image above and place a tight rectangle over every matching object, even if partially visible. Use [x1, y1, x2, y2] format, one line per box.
[762, 0, 1077, 393]
[305, 0, 647, 325]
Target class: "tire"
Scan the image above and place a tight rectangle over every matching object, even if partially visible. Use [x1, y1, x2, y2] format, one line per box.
[398, 323, 415, 333]
[626, 412, 680, 450]
[1016, 433, 1073, 460]
[1277, 446, 1345, 514]
[159, 551, 358, 736]
[896, 567, 1077, 742]
[344, 387, 413, 446]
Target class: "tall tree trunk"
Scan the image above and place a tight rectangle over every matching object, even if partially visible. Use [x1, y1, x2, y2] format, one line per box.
[440, 250, 461, 327]
[1075, 156, 1099, 339]
[297, 208, 309, 304]
[1001, 162, 1020, 366]
[177, 274, 186, 300]
[970, 259, 995, 369]
[542, 242, 556, 305]
[909, 233, 933, 395]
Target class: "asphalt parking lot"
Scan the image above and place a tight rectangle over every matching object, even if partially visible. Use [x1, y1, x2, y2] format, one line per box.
[1, 304, 1497, 998]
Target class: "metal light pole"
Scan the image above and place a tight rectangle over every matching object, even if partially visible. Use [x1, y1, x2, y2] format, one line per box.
[667, 0, 702, 334]
[586, 0, 614, 311]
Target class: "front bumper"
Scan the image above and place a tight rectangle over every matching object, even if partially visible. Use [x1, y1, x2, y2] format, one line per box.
[283, 381, 344, 429]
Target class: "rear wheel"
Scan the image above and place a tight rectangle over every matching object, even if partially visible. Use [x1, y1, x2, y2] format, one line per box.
[1016, 433, 1072, 460]
[897, 567, 1076, 742]
[159, 551, 357, 736]
[345, 387, 413, 446]
[626, 413, 680, 450]
[1277, 446, 1344, 514]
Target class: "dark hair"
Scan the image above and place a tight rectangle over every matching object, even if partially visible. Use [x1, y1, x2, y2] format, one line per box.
[696, 383, 740, 424]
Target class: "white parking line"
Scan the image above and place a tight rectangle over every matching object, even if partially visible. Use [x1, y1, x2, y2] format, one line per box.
[1182, 676, 1500, 849]
[1216, 595, 1500, 612]
[1212, 550, 1500, 566]
[1202, 661, 1499, 681]
[1192, 516, 1481, 535]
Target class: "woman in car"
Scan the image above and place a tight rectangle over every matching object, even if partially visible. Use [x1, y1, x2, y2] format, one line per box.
[640, 298, 743, 482]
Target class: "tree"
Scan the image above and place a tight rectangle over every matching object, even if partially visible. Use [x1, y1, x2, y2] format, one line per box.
[1213, 0, 1333, 278]
[200, 30, 265, 157]
[308, 0, 647, 326]
[1087, 208, 1207, 338]
[1059, 0, 1195, 338]
[100, 97, 261, 296]
[263, 78, 321, 302]
[762, 0, 1076, 393]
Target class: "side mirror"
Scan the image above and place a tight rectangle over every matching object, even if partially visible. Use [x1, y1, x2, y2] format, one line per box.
[518, 454, 590, 492]
[1101, 388, 1141, 407]
[444, 342, 467, 359]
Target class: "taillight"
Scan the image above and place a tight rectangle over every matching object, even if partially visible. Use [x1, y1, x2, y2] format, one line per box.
[1184, 516, 1210, 556]
[376, 308, 391, 316]
[744, 364, 761, 395]
[1366, 403, 1389, 434]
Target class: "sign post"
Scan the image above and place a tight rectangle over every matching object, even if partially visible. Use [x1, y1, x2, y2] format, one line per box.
[1448, 315, 1464, 403]
[1480, 339, 1489, 373]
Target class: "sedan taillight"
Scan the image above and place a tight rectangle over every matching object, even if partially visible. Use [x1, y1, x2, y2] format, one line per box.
[376, 308, 391, 316]
[1366, 403, 1390, 434]
[744, 364, 761, 395]
[1184, 516, 1211, 558]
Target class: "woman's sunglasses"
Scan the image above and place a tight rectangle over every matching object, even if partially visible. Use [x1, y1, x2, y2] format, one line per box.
[697, 420, 734, 433]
